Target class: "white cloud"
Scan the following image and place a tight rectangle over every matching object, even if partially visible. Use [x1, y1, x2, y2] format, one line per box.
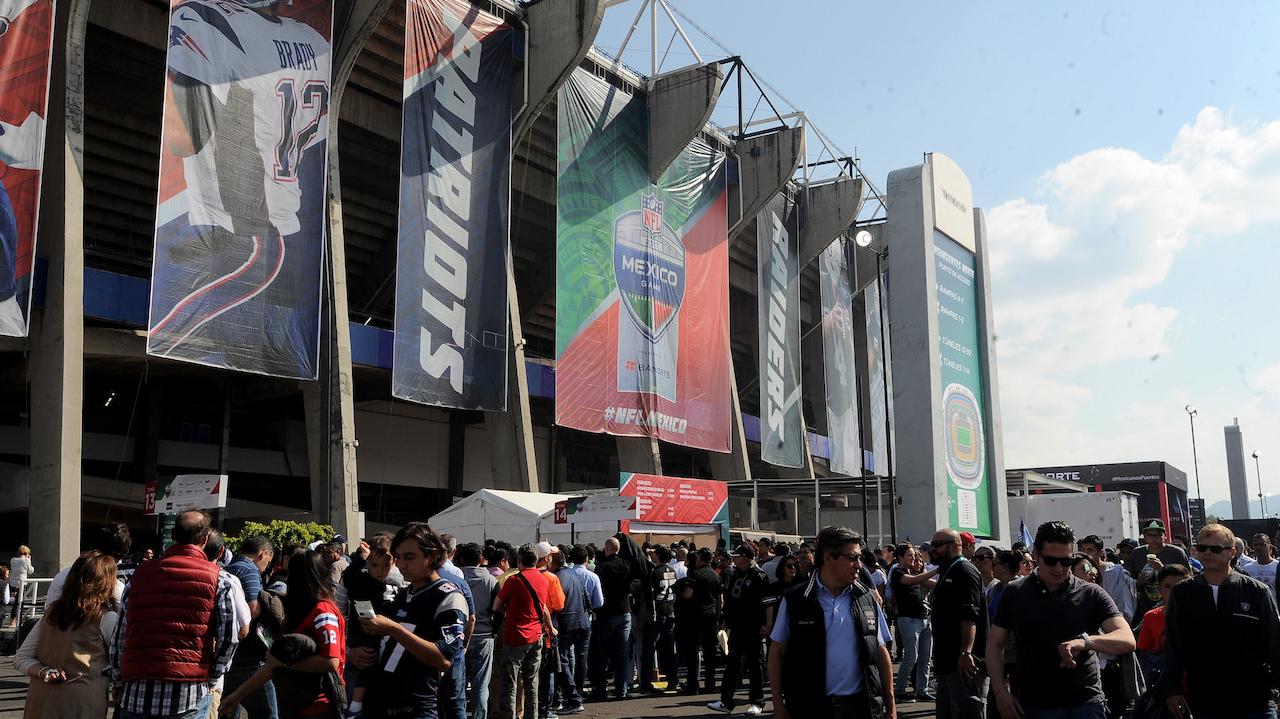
[987, 107, 1280, 491]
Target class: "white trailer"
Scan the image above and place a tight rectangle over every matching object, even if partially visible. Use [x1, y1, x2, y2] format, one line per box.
[1007, 491, 1140, 547]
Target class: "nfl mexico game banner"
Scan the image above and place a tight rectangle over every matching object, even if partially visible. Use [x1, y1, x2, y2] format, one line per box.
[555, 68, 731, 452]
[618, 472, 729, 534]
[148, 0, 334, 379]
[756, 191, 804, 468]
[0, 0, 54, 338]
[392, 0, 515, 410]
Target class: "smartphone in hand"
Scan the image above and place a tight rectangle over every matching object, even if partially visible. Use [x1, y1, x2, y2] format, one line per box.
[355, 600, 375, 621]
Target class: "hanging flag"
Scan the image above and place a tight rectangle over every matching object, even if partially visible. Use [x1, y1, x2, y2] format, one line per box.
[0, 0, 54, 337]
[147, 0, 334, 379]
[1019, 517, 1034, 548]
[756, 191, 804, 467]
[865, 273, 892, 475]
[819, 237, 861, 476]
[392, 0, 515, 410]
[554, 68, 731, 452]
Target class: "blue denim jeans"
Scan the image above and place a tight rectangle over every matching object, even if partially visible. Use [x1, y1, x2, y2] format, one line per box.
[560, 626, 590, 705]
[895, 616, 932, 695]
[466, 636, 495, 719]
[589, 613, 632, 698]
[117, 692, 213, 719]
[1020, 703, 1105, 719]
[437, 636, 468, 719]
[223, 663, 279, 719]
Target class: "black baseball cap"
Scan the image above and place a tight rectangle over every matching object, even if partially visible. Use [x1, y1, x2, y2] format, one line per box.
[732, 543, 756, 559]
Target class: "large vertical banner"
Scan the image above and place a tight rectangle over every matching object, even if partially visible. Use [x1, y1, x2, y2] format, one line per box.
[392, 0, 514, 410]
[756, 192, 803, 467]
[555, 69, 730, 452]
[819, 238, 860, 476]
[935, 229, 991, 535]
[0, 0, 53, 337]
[148, 0, 334, 379]
[865, 275, 890, 474]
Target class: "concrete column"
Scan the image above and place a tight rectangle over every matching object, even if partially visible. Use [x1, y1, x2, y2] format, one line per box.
[485, 265, 539, 492]
[514, 0, 606, 138]
[797, 177, 863, 269]
[647, 63, 723, 181]
[708, 361, 751, 482]
[617, 436, 662, 475]
[885, 164, 946, 544]
[27, 0, 92, 575]
[307, 0, 393, 538]
[729, 126, 804, 237]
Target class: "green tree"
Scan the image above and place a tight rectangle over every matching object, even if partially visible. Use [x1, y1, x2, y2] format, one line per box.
[227, 520, 335, 554]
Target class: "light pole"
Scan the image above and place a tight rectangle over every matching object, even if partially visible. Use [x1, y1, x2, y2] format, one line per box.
[1185, 404, 1203, 516]
[1254, 451, 1266, 518]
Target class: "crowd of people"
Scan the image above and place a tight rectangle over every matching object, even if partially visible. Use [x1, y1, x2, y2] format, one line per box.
[7, 513, 1280, 719]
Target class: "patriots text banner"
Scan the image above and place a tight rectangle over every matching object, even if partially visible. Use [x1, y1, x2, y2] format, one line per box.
[819, 237, 861, 476]
[392, 0, 514, 410]
[148, 0, 334, 379]
[555, 68, 731, 452]
[0, 0, 54, 337]
[756, 191, 804, 467]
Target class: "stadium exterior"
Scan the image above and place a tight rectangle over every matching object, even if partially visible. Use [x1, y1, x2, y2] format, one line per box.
[0, 0, 1004, 572]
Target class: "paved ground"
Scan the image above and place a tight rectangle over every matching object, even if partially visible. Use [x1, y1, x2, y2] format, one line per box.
[0, 659, 939, 718]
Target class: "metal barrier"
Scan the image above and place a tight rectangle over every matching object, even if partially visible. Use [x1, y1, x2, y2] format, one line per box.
[1, 577, 54, 654]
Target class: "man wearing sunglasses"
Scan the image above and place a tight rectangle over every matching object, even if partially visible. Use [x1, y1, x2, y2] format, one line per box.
[768, 526, 895, 719]
[927, 528, 988, 718]
[986, 521, 1135, 719]
[1163, 524, 1280, 719]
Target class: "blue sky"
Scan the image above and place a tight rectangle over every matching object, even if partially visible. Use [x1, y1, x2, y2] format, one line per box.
[596, 1, 1280, 514]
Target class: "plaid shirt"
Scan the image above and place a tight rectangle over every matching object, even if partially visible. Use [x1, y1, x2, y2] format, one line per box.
[107, 567, 240, 715]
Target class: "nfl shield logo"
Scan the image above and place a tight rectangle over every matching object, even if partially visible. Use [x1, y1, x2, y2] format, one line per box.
[641, 193, 664, 235]
[613, 191, 686, 342]
[1242, 601, 1251, 611]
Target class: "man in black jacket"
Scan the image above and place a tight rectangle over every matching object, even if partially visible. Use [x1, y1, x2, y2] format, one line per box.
[674, 547, 721, 695]
[707, 544, 770, 715]
[767, 526, 895, 719]
[1164, 523, 1280, 719]
[929, 528, 988, 719]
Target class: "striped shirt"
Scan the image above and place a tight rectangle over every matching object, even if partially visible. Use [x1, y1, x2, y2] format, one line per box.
[107, 568, 241, 715]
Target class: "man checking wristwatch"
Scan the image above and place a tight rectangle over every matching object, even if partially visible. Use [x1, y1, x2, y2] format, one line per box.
[986, 521, 1135, 719]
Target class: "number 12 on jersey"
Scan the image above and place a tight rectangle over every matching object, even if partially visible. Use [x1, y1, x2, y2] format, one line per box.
[274, 79, 329, 182]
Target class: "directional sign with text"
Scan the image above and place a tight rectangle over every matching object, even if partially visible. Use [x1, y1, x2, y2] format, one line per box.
[553, 495, 640, 524]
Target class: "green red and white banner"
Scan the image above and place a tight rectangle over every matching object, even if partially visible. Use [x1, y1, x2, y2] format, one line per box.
[0, 0, 54, 337]
[618, 472, 729, 533]
[555, 68, 731, 452]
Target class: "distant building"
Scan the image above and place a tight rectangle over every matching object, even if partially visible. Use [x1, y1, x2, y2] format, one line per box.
[1012, 461, 1192, 540]
[1225, 419, 1251, 520]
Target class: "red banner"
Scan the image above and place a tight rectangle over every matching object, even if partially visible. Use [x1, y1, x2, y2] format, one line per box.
[0, 0, 54, 337]
[619, 472, 728, 532]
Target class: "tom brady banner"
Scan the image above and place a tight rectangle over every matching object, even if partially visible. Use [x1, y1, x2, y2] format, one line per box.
[555, 68, 730, 452]
[392, 0, 515, 410]
[147, 0, 334, 379]
[0, 0, 54, 337]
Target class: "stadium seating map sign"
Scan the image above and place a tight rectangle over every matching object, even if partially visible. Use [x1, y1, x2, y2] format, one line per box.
[555, 68, 730, 452]
[935, 229, 992, 535]
[147, 0, 334, 379]
[0, 0, 53, 338]
[393, 0, 515, 411]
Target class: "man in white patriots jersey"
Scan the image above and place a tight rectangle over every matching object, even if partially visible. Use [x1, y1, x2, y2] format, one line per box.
[150, 0, 330, 375]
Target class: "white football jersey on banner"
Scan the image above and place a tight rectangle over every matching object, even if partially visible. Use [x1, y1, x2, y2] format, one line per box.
[167, 0, 329, 236]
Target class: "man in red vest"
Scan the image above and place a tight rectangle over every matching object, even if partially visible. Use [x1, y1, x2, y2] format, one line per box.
[108, 510, 240, 718]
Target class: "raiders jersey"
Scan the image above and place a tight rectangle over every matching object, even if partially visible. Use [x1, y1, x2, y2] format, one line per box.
[166, 0, 329, 236]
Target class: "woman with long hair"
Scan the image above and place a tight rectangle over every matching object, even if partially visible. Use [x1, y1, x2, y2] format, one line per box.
[762, 555, 804, 640]
[222, 550, 346, 718]
[14, 551, 118, 718]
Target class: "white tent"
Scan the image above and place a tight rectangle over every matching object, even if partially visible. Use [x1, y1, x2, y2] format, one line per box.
[426, 489, 617, 546]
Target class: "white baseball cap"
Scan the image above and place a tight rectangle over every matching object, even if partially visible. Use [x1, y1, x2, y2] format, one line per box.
[534, 541, 559, 559]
